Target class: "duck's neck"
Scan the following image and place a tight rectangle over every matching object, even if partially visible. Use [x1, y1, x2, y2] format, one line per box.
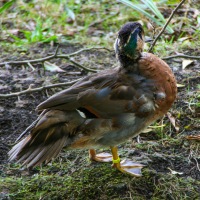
[117, 53, 141, 71]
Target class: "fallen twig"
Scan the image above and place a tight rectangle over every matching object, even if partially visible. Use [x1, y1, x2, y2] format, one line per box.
[0, 45, 60, 66]
[60, 55, 98, 72]
[0, 46, 112, 72]
[27, 62, 35, 71]
[162, 54, 200, 60]
[0, 78, 81, 98]
[148, 0, 186, 52]
[66, 47, 112, 57]
[185, 135, 200, 141]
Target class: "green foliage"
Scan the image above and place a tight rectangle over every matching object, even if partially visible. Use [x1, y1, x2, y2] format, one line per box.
[10, 18, 58, 45]
[118, 0, 174, 33]
[0, 0, 15, 14]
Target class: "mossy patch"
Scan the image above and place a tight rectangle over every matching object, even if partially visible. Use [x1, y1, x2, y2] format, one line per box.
[1, 161, 199, 199]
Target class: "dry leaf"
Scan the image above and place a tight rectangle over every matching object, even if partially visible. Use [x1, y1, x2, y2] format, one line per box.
[185, 135, 200, 141]
[44, 61, 65, 72]
[147, 22, 154, 31]
[15, 100, 30, 108]
[142, 128, 153, 133]
[193, 9, 200, 18]
[168, 167, 183, 175]
[182, 59, 194, 69]
[178, 37, 191, 42]
[166, 112, 179, 133]
[149, 125, 166, 128]
[6, 29, 19, 35]
[177, 83, 185, 88]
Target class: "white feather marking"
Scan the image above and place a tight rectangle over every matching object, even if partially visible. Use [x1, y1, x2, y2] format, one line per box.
[76, 109, 86, 118]
[114, 38, 120, 52]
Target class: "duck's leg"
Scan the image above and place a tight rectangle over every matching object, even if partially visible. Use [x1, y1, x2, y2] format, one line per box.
[89, 147, 144, 176]
[111, 146, 144, 176]
[89, 149, 113, 162]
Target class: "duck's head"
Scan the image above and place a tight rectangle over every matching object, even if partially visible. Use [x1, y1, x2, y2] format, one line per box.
[114, 22, 145, 60]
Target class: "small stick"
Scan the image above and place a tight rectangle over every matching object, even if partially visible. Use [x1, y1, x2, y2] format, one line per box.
[27, 62, 35, 71]
[0, 78, 82, 98]
[65, 47, 112, 57]
[57, 55, 98, 72]
[0, 45, 60, 66]
[148, 0, 186, 52]
[162, 54, 200, 60]
[0, 46, 111, 72]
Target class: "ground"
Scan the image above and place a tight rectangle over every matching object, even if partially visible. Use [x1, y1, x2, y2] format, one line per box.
[0, 1, 200, 199]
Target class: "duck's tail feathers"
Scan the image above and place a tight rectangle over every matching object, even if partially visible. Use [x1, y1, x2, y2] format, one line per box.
[8, 110, 84, 168]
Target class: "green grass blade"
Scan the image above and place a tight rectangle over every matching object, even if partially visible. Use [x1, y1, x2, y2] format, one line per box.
[142, 0, 165, 22]
[0, 0, 15, 14]
[141, 0, 174, 33]
[118, 0, 174, 33]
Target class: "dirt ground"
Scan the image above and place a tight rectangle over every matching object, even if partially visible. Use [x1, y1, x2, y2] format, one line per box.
[0, 43, 200, 199]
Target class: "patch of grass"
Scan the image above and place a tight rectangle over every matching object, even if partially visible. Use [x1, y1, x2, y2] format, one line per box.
[153, 38, 179, 57]
[10, 18, 58, 45]
[1, 0, 181, 48]
[153, 174, 200, 199]
[1, 163, 199, 199]
[1, 0, 191, 57]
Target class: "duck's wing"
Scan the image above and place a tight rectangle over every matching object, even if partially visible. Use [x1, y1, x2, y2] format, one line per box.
[37, 68, 156, 118]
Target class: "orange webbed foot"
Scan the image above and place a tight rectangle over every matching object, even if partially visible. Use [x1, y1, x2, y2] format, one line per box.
[112, 159, 144, 176]
[89, 148, 144, 176]
[111, 146, 144, 176]
[89, 149, 112, 162]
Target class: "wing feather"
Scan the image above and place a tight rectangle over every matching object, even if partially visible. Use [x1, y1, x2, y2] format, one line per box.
[37, 66, 158, 118]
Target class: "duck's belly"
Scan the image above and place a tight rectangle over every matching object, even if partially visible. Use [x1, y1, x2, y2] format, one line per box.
[68, 113, 153, 149]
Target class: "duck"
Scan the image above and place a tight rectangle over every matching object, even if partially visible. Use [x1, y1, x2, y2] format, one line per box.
[8, 22, 177, 176]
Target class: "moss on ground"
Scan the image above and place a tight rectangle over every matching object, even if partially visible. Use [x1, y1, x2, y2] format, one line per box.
[1, 161, 199, 199]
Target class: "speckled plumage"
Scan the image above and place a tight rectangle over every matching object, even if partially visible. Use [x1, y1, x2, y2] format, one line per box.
[9, 22, 177, 170]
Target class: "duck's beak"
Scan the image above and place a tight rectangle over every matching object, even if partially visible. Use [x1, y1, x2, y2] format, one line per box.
[144, 36, 153, 43]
